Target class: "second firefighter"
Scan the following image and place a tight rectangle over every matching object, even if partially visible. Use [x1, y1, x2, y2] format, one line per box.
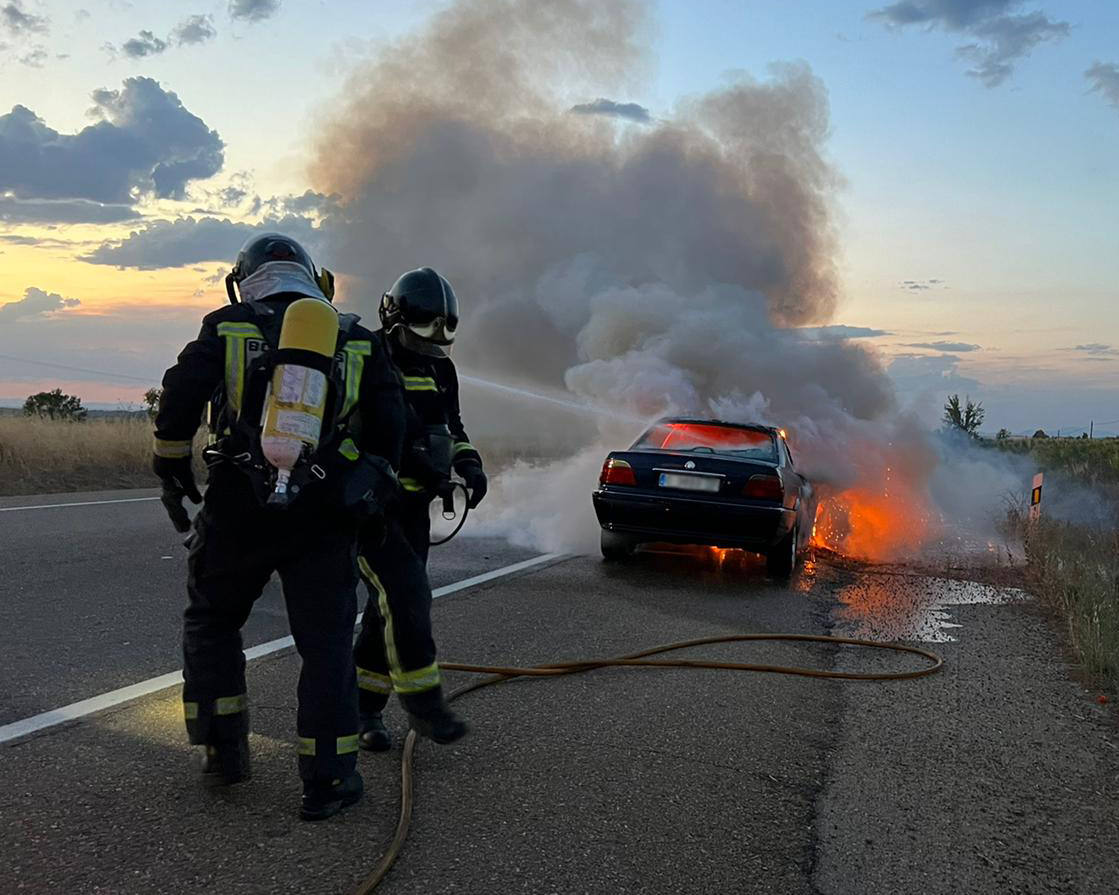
[352, 267, 488, 750]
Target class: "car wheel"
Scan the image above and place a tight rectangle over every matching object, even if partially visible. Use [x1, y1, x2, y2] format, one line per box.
[766, 524, 798, 579]
[601, 529, 637, 562]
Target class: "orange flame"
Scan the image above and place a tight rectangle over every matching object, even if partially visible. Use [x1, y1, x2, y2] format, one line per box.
[811, 484, 933, 561]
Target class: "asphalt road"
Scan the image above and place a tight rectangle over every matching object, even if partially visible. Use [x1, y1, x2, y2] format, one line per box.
[0, 489, 539, 725]
[1, 492, 1117, 894]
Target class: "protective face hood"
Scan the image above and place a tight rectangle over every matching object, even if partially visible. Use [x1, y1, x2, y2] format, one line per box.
[394, 323, 454, 358]
[237, 261, 326, 303]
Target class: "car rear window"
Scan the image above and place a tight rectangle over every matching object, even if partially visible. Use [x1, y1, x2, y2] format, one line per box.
[632, 423, 777, 461]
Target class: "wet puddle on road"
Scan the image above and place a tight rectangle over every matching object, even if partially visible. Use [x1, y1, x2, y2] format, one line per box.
[833, 575, 1029, 643]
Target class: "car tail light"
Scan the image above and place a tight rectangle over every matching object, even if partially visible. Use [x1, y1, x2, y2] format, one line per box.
[600, 457, 637, 486]
[743, 474, 783, 501]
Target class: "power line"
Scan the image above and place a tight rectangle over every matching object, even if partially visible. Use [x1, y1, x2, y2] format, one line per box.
[0, 353, 155, 384]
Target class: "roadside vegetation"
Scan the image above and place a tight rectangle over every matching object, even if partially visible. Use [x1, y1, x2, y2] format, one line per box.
[0, 409, 557, 497]
[994, 435, 1119, 691]
[0, 415, 156, 496]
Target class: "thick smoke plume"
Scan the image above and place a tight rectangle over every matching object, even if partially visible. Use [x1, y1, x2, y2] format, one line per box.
[313, 0, 1020, 558]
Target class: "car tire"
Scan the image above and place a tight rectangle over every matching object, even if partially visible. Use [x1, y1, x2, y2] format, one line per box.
[601, 529, 637, 562]
[766, 524, 798, 579]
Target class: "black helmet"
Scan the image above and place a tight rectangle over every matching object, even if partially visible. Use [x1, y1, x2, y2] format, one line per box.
[380, 267, 459, 357]
[232, 232, 316, 281]
[226, 233, 324, 304]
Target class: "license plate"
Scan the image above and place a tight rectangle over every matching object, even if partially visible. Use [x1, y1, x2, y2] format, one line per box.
[659, 472, 720, 493]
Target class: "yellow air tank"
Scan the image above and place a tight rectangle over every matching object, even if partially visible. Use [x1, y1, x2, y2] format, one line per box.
[260, 297, 339, 505]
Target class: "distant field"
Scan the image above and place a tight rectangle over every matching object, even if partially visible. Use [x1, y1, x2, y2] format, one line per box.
[0, 416, 156, 496]
[0, 415, 558, 497]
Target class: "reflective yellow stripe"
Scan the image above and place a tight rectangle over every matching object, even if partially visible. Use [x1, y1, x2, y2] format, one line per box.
[452, 442, 477, 457]
[401, 375, 437, 392]
[338, 438, 360, 461]
[398, 477, 425, 493]
[356, 666, 393, 694]
[358, 558, 404, 681]
[391, 662, 441, 695]
[154, 437, 193, 459]
[183, 701, 198, 720]
[297, 736, 316, 756]
[215, 694, 248, 715]
[216, 323, 265, 337]
[216, 322, 264, 415]
[341, 341, 371, 417]
[337, 735, 360, 755]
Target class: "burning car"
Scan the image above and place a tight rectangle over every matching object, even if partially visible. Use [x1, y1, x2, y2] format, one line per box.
[592, 418, 816, 577]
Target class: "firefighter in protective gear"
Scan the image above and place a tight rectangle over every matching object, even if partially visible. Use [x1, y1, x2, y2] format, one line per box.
[352, 267, 486, 751]
[153, 233, 406, 821]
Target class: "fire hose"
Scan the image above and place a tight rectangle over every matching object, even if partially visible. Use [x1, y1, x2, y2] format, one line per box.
[348, 632, 943, 894]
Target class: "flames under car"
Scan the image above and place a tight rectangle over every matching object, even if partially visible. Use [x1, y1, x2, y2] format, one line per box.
[592, 418, 817, 577]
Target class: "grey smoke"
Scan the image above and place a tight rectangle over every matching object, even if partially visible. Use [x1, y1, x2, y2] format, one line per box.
[570, 98, 652, 123]
[312, 0, 1021, 557]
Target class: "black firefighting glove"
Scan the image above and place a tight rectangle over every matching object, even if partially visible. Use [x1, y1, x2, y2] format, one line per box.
[457, 462, 488, 509]
[433, 475, 457, 517]
[153, 454, 202, 533]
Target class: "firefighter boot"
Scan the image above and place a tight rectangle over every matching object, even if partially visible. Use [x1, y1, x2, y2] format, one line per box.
[407, 692, 468, 745]
[200, 735, 252, 785]
[300, 772, 365, 822]
[358, 712, 392, 752]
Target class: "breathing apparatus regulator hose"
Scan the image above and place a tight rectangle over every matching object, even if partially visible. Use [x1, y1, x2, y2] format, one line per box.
[348, 629, 943, 894]
[429, 482, 471, 547]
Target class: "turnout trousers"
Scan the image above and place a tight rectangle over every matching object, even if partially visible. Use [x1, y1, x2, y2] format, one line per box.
[352, 497, 443, 717]
[182, 472, 361, 782]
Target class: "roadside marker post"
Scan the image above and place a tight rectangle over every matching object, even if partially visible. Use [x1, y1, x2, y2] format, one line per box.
[1029, 472, 1043, 523]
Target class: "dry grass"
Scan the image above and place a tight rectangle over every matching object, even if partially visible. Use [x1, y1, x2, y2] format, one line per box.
[0, 416, 157, 496]
[1023, 517, 1119, 690]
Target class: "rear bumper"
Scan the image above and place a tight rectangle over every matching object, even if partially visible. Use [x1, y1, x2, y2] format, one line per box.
[593, 487, 795, 551]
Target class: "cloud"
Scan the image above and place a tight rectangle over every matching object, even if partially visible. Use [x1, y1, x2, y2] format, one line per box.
[1086, 62, 1119, 110]
[868, 1, 1068, 86]
[905, 340, 981, 351]
[570, 98, 652, 123]
[899, 278, 947, 291]
[1, 2, 48, 36]
[229, 0, 280, 23]
[18, 44, 45, 66]
[173, 14, 217, 45]
[121, 29, 167, 58]
[80, 214, 322, 269]
[1066, 343, 1119, 356]
[0, 78, 224, 205]
[797, 325, 893, 339]
[0, 287, 80, 322]
[0, 194, 141, 223]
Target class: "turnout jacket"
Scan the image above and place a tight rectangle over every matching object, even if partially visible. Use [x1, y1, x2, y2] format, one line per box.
[377, 330, 483, 497]
[154, 296, 405, 472]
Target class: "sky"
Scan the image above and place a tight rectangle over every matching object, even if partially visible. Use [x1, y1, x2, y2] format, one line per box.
[0, 0, 1116, 435]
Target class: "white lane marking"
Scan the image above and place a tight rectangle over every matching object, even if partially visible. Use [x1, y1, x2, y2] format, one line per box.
[0, 552, 563, 745]
[0, 497, 160, 513]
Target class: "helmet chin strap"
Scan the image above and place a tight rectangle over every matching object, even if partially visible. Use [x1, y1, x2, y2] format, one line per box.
[225, 272, 240, 305]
